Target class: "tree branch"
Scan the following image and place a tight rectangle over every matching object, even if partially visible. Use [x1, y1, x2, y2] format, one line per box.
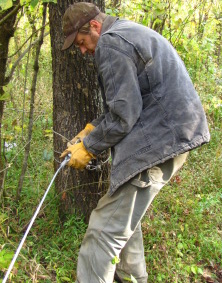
[0, 3, 21, 26]
[4, 31, 50, 85]
[9, 22, 49, 58]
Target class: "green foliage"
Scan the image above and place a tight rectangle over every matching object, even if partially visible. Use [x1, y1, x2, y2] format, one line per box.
[0, 0, 221, 282]
[0, 0, 13, 10]
[0, 249, 16, 270]
[0, 0, 57, 11]
[111, 256, 120, 264]
[1, 84, 13, 101]
[142, 126, 222, 282]
[123, 274, 138, 283]
[32, 212, 87, 282]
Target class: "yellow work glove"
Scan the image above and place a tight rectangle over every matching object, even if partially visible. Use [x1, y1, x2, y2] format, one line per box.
[60, 142, 95, 170]
[67, 123, 95, 147]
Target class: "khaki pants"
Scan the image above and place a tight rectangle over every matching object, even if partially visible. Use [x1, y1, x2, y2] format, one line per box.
[76, 153, 188, 283]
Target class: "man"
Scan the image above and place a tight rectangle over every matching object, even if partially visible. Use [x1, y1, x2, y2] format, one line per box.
[60, 2, 210, 283]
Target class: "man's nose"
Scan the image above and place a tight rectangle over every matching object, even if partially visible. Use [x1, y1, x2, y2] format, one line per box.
[79, 46, 87, 54]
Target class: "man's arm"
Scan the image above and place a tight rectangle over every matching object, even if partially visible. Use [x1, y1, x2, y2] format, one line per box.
[83, 43, 142, 155]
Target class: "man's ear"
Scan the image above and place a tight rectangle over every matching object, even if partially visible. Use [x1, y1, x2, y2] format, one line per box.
[89, 20, 102, 35]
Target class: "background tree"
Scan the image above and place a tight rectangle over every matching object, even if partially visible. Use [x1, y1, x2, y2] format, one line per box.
[49, 0, 108, 222]
[0, 1, 20, 200]
[0, 0, 50, 202]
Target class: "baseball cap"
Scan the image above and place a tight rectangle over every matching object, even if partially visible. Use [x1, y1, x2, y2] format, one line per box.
[62, 2, 100, 50]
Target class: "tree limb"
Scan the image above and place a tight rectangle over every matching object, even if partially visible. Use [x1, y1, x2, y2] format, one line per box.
[9, 22, 49, 58]
[0, 3, 21, 26]
[4, 31, 50, 85]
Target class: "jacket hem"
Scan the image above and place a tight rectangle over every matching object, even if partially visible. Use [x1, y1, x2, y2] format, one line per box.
[108, 133, 210, 196]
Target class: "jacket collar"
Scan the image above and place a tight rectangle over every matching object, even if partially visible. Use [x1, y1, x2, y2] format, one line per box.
[101, 15, 118, 35]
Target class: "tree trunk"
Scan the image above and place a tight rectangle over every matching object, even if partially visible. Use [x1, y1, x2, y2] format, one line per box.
[0, 3, 20, 202]
[49, 0, 108, 222]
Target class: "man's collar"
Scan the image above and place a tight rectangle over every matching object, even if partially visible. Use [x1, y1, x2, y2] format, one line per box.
[101, 15, 119, 34]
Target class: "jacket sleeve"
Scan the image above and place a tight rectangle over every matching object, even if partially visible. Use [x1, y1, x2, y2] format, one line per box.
[84, 43, 143, 155]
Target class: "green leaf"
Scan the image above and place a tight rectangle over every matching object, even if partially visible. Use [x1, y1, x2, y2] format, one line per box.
[0, 93, 10, 101]
[43, 129, 53, 139]
[111, 256, 120, 264]
[14, 126, 22, 132]
[0, 212, 8, 224]
[0, 250, 14, 269]
[20, 0, 31, 5]
[123, 275, 138, 283]
[30, 0, 38, 8]
[60, 277, 71, 282]
[188, 9, 194, 16]
[197, 267, 203, 275]
[177, 242, 183, 250]
[176, 249, 183, 257]
[44, 129, 52, 133]
[191, 265, 197, 274]
[0, 0, 13, 10]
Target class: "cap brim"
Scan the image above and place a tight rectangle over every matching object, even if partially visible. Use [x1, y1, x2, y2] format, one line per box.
[61, 31, 77, 50]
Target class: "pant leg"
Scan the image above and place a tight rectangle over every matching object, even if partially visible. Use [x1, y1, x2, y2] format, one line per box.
[76, 153, 188, 283]
[115, 222, 148, 283]
[115, 152, 189, 283]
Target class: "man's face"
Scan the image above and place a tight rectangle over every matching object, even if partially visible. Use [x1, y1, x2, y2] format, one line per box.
[74, 28, 100, 55]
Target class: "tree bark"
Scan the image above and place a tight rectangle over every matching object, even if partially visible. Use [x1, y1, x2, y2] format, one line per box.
[49, 0, 108, 222]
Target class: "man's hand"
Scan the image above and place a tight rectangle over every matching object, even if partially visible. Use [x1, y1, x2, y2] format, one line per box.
[67, 123, 95, 147]
[60, 142, 95, 169]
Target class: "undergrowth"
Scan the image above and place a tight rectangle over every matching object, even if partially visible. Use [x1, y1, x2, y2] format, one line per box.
[0, 77, 221, 282]
[142, 129, 222, 282]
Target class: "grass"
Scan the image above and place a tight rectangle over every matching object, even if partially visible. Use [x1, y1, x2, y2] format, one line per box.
[142, 124, 222, 282]
[1, 104, 221, 282]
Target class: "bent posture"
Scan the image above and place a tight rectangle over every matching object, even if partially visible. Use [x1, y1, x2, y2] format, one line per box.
[61, 3, 210, 282]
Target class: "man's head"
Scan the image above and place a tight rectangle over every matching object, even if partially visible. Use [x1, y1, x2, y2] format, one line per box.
[62, 2, 104, 54]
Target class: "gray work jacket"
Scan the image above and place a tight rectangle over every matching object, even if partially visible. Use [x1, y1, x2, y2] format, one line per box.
[83, 17, 210, 195]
